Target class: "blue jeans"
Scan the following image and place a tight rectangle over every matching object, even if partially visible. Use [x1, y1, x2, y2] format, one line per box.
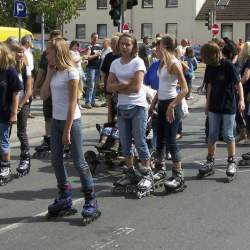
[51, 118, 94, 192]
[208, 112, 235, 144]
[117, 106, 150, 161]
[85, 68, 100, 105]
[156, 100, 181, 162]
[0, 122, 11, 155]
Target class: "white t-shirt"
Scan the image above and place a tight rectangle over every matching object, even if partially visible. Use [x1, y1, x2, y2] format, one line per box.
[24, 48, 34, 72]
[50, 68, 81, 120]
[18, 66, 32, 100]
[109, 56, 147, 108]
[70, 50, 82, 72]
[158, 58, 181, 100]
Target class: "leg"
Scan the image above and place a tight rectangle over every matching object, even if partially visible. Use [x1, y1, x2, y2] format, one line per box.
[91, 69, 100, 106]
[85, 68, 95, 106]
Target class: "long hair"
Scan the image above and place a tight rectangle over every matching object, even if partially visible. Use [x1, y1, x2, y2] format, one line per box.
[49, 38, 74, 71]
[0, 42, 15, 70]
[117, 33, 138, 58]
[159, 34, 176, 74]
[200, 42, 221, 66]
[239, 42, 250, 67]
[11, 44, 28, 73]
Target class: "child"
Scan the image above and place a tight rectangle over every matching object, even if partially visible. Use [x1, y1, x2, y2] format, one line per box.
[184, 46, 198, 100]
[12, 44, 32, 176]
[0, 42, 22, 185]
[198, 42, 245, 180]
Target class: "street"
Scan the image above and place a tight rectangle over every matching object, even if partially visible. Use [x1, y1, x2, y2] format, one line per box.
[1, 74, 250, 250]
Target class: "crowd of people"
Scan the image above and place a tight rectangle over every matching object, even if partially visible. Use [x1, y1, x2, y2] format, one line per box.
[0, 29, 250, 223]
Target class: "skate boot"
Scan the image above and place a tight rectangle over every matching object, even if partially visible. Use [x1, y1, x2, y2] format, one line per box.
[164, 168, 186, 193]
[33, 136, 51, 159]
[16, 151, 30, 177]
[153, 161, 167, 182]
[136, 167, 154, 199]
[113, 167, 142, 193]
[81, 191, 101, 226]
[47, 184, 77, 219]
[197, 156, 215, 178]
[0, 161, 12, 186]
[239, 152, 250, 166]
[226, 157, 237, 182]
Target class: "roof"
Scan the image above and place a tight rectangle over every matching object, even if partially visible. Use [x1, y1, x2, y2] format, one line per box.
[196, 0, 250, 21]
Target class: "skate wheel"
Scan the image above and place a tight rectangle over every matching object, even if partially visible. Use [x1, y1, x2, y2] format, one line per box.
[136, 192, 143, 199]
[81, 210, 101, 226]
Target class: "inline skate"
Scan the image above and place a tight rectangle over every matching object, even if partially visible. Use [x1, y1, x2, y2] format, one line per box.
[226, 157, 237, 182]
[47, 184, 77, 219]
[16, 151, 30, 177]
[81, 191, 101, 226]
[164, 168, 186, 193]
[33, 136, 51, 159]
[197, 156, 215, 178]
[152, 161, 167, 189]
[238, 152, 250, 166]
[0, 161, 12, 186]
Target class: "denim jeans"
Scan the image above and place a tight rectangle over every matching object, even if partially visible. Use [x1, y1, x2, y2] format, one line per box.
[17, 104, 30, 153]
[208, 112, 235, 144]
[85, 68, 100, 105]
[51, 118, 94, 192]
[0, 122, 11, 155]
[117, 106, 150, 161]
[156, 100, 181, 162]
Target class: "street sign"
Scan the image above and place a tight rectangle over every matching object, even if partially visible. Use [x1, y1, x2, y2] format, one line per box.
[122, 23, 129, 32]
[212, 23, 220, 36]
[13, 0, 27, 18]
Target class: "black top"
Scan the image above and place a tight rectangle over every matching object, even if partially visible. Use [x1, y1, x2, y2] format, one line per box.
[241, 58, 250, 98]
[204, 59, 240, 114]
[0, 67, 22, 122]
[101, 52, 120, 75]
[87, 44, 102, 69]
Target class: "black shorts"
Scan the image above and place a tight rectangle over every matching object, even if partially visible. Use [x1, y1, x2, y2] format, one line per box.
[43, 97, 52, 121]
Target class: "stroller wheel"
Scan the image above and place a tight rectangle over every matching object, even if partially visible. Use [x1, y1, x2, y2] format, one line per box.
[84, 151, 98, 173]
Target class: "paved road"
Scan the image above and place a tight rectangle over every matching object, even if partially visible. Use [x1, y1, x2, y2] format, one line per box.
[1, 75, 250, 250]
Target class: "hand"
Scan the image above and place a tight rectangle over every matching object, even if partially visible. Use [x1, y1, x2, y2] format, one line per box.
[166, 105, 175, 123]
[238, 100, 245, 113]
[62, 130, 71, 145]
[9, 113, 17, 124]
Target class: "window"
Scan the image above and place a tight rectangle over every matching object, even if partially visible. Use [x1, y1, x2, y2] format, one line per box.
[221, 24, 233, 40]
[78, 2, 86, 10]
[97, 0, 107, 9]
[141, 23, 152, 39]
[97, 24, 107, 38]
[246, 24, 250, 41]
[142, 0, 153, 8]
[166, 23, 178, 39]
[166, 0, 178, 8]
[76, 24, 86, 39]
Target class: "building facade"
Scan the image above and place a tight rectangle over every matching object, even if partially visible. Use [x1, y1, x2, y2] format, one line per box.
[63, 0, 250, 44]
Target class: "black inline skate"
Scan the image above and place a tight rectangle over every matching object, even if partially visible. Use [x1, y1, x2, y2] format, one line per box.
[226, 157, 237, 182]
[33, 136, 51, 159]
[0, 160, 12, 186]
[16, 151, 30, 177]
[238, 152, 250, 166]
[81, 191, 101, 226]
[47, 184, 77, 219]
[164, 168, 186, 193]
[197, 156, 215, 179]
[153, 161, 167, 186]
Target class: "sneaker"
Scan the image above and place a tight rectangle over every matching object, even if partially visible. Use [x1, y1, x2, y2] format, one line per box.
[84, 103, 92, 109]
[186, 95, 193, 100]
[92, 103, 101, 108]
[28, 113, 35, 118]
[176, 133, 183, 140]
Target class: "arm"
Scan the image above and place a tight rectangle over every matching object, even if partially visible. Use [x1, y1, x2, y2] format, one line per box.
[241, 68, 250, 85]
[33, 68, 46, 95]
[148, 92, 158, 118]
[107, 72, 130, 93]
[40, 67, 54, 100]
[10, 91, 19, 124]
[237, 82, 245, 113]
[86, 48, 100, 61]
[62, 79, 79, 145]
[206, 83, 212, 115]
[180, 60, 189, 74]
[18, 75, 32, 110]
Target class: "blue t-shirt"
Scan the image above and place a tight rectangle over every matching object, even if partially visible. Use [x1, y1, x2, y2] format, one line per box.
[144, 60, 160, 90]
[0, 67, 23, 123]
[184, 56, 198, 79]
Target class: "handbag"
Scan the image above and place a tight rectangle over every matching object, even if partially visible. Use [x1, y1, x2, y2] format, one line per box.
[181, 98, 189, 119]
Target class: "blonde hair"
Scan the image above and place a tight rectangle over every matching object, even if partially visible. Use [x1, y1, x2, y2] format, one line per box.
[49, 38, 74, 71]
[200, 42, 221, 66]
[239, 42, 250, 67]
[110, 36, 120, 54]
[11, 44, 28, 73]
[0, 42, 15, 70]
[160, 34, 176, 74]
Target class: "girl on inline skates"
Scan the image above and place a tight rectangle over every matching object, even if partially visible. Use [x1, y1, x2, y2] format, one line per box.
[40, 38, 100, 225]
[107, 33, 153, 198]
[0, 42, 22, 185]
[197, 42, 245, 181]
[12, 44, 32, 177]
[148, 35, 188, 193]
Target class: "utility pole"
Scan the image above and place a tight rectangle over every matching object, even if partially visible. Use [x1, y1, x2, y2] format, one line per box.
[41, 13, 45, 52]
[121, 0, 125, 32]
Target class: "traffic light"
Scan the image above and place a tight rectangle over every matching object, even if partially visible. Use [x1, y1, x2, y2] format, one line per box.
[205, 9, 213, 30]
[109, 0, 121, 26]
[126, 0, 138, 9]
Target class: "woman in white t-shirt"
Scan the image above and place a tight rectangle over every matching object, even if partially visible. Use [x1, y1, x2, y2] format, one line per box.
[149, 35, 188, 192]
[12, 44, 32, 176]
[107, 33, 153, 191]
[41, 38, 100, 223]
